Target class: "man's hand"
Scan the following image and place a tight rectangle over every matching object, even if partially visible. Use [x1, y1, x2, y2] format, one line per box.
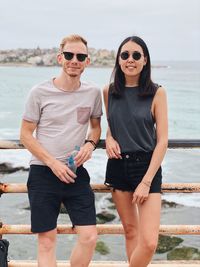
[74, 142, 94, 166]
[48, 159, 77, 183]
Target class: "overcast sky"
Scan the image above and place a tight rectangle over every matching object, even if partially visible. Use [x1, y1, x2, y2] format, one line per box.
[0, 0, 199, 61]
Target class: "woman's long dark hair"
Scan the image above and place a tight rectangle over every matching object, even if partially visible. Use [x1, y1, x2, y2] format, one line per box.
[110, 36, 157, 97]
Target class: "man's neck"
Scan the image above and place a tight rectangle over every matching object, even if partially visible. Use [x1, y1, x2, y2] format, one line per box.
[53, 73, 81, 92]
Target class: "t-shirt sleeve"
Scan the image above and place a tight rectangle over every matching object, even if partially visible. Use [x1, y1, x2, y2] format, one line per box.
[91, 89, 103, 118]
[22, 87, 41, 123]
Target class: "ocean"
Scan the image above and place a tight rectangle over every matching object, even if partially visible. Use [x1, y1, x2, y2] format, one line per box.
[0, 62, 200, 260]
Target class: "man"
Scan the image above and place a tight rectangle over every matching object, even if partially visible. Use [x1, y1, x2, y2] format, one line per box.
[20, 34, 102, 267]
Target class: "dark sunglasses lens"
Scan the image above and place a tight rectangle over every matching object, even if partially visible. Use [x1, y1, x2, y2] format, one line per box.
[63, 52, 74, 60]
[77, 54, 87, 62]
[120, 52, 129, 60]
[132, 52, 142, 60]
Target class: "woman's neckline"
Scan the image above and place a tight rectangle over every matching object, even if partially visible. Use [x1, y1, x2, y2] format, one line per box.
[125, 85, 139, 89]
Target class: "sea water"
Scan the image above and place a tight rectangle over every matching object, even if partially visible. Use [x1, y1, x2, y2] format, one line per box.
[0, 62, 200, 260]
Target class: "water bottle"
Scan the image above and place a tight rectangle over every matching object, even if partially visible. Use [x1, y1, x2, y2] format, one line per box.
[66, 146, 80, 173]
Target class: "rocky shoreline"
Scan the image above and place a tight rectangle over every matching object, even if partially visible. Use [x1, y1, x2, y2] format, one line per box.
[0, 47, 115, 67]
[0, 47, 169, 68]
[95, 196, 200, 259]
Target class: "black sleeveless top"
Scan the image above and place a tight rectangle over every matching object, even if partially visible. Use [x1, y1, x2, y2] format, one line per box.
[108, 86, 158, 153]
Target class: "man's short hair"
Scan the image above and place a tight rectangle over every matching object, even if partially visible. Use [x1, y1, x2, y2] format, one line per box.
[60, 34, 88, 52]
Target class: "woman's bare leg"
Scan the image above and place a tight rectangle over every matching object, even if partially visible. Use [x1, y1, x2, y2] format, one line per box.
[112, 190, 139, 261]
[129, 193, 161, 267]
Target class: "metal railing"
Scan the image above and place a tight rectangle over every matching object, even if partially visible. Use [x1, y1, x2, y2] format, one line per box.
[1, 139, 200, 266]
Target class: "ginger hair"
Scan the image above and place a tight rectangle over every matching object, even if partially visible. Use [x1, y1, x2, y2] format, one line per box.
[60, 34, 88, 52]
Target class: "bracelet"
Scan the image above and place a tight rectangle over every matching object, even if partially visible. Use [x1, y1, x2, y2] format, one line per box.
[85, 139, 97, 150]
[142, 180, 151, 188]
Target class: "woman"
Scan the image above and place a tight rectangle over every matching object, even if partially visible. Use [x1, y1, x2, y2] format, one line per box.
[103, 36, 168, 267]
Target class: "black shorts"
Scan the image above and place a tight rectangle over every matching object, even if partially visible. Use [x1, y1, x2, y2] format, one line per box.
[105, 151, 162, 193]
[27, 165, 96, 233]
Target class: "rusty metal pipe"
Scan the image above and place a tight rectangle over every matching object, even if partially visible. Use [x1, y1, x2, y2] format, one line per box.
[1, 224, 200, 235]
[1, 183, 200, 194]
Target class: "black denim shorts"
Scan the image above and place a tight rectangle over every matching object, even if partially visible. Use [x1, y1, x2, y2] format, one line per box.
[27, 165, 96, 233]
[105, 151, 162, 193]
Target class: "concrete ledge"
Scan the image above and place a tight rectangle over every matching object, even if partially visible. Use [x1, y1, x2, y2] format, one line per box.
[8, 260, 200, 267]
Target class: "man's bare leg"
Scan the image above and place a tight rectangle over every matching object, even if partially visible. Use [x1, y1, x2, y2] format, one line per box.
[38, 228, 57, 267]
[70, 225, 97, 267]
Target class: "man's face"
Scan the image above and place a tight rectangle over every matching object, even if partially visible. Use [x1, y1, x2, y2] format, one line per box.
[58, 41, 90, 78]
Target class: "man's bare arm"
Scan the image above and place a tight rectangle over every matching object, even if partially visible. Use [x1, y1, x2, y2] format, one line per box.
[20, 120, 76, 183]
[75, 117, 101, 166]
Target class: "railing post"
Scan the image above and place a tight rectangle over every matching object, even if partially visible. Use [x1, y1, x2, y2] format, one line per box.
[0, 221, 2, 239]
[0, 184, 3, 239]
[0, 182, 4, 197]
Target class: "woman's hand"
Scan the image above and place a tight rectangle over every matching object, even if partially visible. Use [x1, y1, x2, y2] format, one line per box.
[132, 182, 150, 204]
[106, 135, 122, 159]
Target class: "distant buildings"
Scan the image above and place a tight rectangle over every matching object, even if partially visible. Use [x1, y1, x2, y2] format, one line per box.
[0, 47, 116, 67]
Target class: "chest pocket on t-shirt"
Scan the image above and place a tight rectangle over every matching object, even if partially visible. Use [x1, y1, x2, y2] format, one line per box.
[77, 107, 91, 124]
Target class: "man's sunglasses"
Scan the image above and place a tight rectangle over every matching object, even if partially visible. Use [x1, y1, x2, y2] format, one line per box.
[120, 51, 143, 61]
[62, 51, 88, 62]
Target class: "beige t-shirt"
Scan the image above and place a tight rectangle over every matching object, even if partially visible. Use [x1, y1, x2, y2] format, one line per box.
[23, 79, 102, 165]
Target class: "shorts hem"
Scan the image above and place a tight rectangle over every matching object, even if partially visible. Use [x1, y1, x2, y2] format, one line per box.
[31, 225, 57, 234]
[105, 183, 134, 192]
[73, 222, 96, 227]
[105, 182, 161, 193]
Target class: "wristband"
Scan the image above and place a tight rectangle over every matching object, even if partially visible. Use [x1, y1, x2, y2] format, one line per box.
[85, 139, 97, 150]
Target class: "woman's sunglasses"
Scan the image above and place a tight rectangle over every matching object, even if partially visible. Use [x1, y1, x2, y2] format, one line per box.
[62, 51, 88, 62]
[120, 51, 143, 61]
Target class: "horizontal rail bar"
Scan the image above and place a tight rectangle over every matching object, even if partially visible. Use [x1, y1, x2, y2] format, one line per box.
[7, 260, 200, 267]
[0, 140, 24, 149]
[1, 183, 200, 195]
[1, 139, 200, 149]
[1, 224, 200, 235]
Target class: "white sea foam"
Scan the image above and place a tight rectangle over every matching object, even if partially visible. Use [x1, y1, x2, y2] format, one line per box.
[0, 128, 19, 139]
[0, 149, 30, 168]
[0, 149, 200, 208]
[0, 112, 12, 119]
[162, 193, 200, 208]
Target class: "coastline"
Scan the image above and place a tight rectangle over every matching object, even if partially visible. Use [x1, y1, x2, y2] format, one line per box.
[0, 62, 33, 67]
[0, 62, 169, 68]
[0, 62, 113, 68]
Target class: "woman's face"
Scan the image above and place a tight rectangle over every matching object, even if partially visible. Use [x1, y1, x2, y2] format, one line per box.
[119, 41, 147, 81]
